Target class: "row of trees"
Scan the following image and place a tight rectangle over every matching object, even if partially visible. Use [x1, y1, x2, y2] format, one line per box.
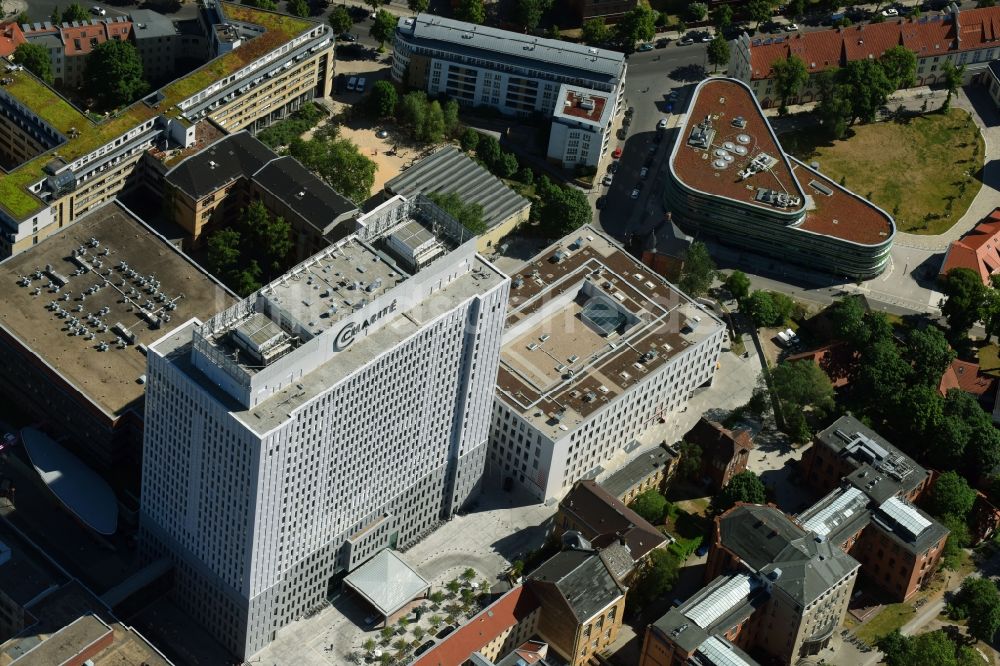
[877, 629, 981, 666]
[395, 91, 462, 144]
[256, 103, 327, 149]
[946, 576, 1000, 644]
[13, 38, 147, 108]
[580, 6, 657, 52]
[287, 125, 377, 204]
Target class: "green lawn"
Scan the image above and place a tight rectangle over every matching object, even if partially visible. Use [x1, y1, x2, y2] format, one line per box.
[778, 109, 984, 235]
[979, 344, 1000, 378]
[856, 603, 916, 644]
[663, 507, 708, 560]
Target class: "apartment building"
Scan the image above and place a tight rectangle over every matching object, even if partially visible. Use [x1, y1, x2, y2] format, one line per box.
[392, 14, 625, 165]
[19, 17, 133, 89]
[164, 131, 357, 253]
[129, 10, 182, 84]
[664, 78, 895, 279]
[730, 5, 1000, 107]
[487, 226, 725, 501]
[0, 2, 334, 258]
[140, 195, 509, 659]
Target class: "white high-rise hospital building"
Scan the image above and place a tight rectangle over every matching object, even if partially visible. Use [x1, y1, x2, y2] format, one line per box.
[139, 195, 509, 659]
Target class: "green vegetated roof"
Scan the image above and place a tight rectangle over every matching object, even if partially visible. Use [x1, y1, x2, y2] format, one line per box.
[0, 3, 316, 221]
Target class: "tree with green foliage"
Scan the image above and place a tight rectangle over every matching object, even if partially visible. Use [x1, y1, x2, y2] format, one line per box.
[678, 441, 702, 481]
[408, 0, 430, 11]
[905, 326, 955, 386]
[878, 629, 980, 666]
[745, 290, 779, 328]
[816, 69, 853, 139]
[234, 260, 263, 296]
[941, 267, 986, 341]
[828, 295, 869, 346]
[398, 91, 429, 140]
[370, 9, 396, 48]
[533, 175, 591, 237]
[581, 18, 611, 45]
[980, 0, 997, 7]
[713, 4, 733, 30]
[424, 100, 446, 143]
[842, 58, 895, 123]
[513, 0, 551, 31]
[63, 2, 90, 22]
[769, 360, 835, 440]
[288, 0, 310, 17]
[942, 61, 966, 111]
[856, 339, 912, 404]
[256, 103, 325, 148]
[630, 489, 668, 524]
[980, 277, 1000, 343]
[688, 2, 708, 21]
[240, 200, 292, 273]
[207, 228, 242, 278]
[771, 55, 809, 113]
[707, 34, 730, 72]
[926, 471, 977, 520]
[368, 80, 398, 118]
[242, 0, 278, 9]
[715, 471, 766, 512]
[85, 40, 147, 107]
[14, 11, 29, 24]
[288, 135, 377, 203]
[880, 45, 917, 90]
[747, 0, 772, 31]
[427, 191, 487, 234]
[724, 270, 751, 303]
[50, 6, 62, 25]
[626, 549, 680, 612]
[678, 241, 715, 298]
[460, 127, 480, 153]
[517, 166, 533, 185]
[946, 389, 1000, 474]
[939, 513, 971, 570]
[442, 99, 460, 137]
[496, 152, 519, 179]
[455, 0, 486, 24]
[615, 5, 656, 52]
[476, 134, 502, 169]
[12, 44, 53, 85]
[329, 6, 353, 34]
[950, 577, 1000, 643]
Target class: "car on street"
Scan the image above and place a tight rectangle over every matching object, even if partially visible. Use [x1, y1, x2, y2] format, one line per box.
[784, 22, 799, 31]
[91, 5, 106, 14]
[625, 106, 634, 116]
[656, 38, 670, 48]
[679, 37, 694, 46]
[699, 33, 712, 43]
[637, 42, 654, 52]
[630, 188, 640, 199]
[617, 128, 627, 140]
[696, 544, 709, 557]
[640, 167, 649, 179]
[622, 116, 631, 127]
[657, 117, 668, 130]
[596, 195, 607, 209]
[608, 161, 619, 174]
[602, 174, 613, 186]
[612, 147, 623, 159]
[881, 7, 898, 15]
[339, 32, 358, 41]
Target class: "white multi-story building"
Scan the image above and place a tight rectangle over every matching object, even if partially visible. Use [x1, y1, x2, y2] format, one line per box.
[487, 227, 725, 501]
[140, 195, 509, 660]
[547, 85, 615, 169]
[391, 14, 625, 166]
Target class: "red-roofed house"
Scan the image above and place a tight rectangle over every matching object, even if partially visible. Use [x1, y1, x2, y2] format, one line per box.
[730, 6, 1000, 107]
[787, 342, 859, 389]
[411, 586, 541, 666]
[22, 18, 134, 88]
[0, 21, 25, 58]
[940, 208, 1000, 284]
[938, 358, 996, 398]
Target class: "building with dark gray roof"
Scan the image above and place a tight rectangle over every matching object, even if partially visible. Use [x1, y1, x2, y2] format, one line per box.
[129, 9, 181, 83]
[164, 132, 357, 257]
[385, 146, 530, 253]
[599, 442, 678, 505]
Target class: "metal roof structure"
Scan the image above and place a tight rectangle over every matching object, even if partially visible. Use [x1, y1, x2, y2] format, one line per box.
[343, 549, 429, 618]
[22, 426, 118, 535]
[398, 14, 625, 81]
[385, 147, 531, 233]
[878, 497, 932, 540]
[696, 635, 759, 666]
[800, 486, 868, 538]
[580, 298, 626, 336]
[685, 573, 756, 629]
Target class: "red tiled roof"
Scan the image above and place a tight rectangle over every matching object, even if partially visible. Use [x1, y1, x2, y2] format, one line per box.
[749, 8, 1000, 80]
[939, 358, 995, 397]
[0, 21, 25, 58]
[940, 208, 1000, 284]
[787, 341, 859, 388]
[61, 21, 134, 56]
[411, 586, 540, 666]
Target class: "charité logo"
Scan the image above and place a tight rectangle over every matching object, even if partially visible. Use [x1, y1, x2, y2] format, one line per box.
[334, 299, 398, 350]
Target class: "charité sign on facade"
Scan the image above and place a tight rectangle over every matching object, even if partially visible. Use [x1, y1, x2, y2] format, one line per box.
[334, 299, 398, 350]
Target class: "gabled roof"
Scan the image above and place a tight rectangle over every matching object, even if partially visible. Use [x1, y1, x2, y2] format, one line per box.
[0, 21, 25, 57]
[939, 358, 995, 397]
[940, 208, 1000, 284]
[411, 586, 540, 666]
[252, 156, 358, 233]
[683, 418, 753, 467]
[527, 548, 625, 622]
[559, 480, 667, 563]
[165, 131, 276, 200]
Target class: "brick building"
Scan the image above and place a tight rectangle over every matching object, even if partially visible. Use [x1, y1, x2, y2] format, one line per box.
[682, 418, 753, 491]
